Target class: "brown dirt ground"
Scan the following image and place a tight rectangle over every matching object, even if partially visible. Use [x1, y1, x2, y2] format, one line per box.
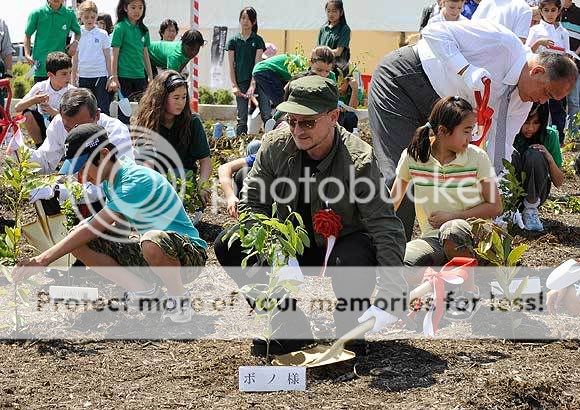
[0, 121, 579, 409]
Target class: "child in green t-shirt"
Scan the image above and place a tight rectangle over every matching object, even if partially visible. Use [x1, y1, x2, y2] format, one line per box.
[24, 0, 81, 83]
[110, 0, 153, 124]
[512, 103, 565, 232]
[227, 7, 265, 136]
[317, 0, 351, 64]
[334, 62, 363, 133]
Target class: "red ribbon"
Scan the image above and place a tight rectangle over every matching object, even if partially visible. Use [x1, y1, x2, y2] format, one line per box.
[472, 77, 493, 148]
[313, 208, 343, 277]
[422, 257, 478, 335]
[0, 114, 25, 146]
[0, 78, 24, 146]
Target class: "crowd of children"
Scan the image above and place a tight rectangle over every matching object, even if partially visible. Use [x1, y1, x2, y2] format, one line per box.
[2, 0, 579, 330]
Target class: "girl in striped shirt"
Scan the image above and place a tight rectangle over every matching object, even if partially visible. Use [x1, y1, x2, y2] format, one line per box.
[390, 96, 502, 267]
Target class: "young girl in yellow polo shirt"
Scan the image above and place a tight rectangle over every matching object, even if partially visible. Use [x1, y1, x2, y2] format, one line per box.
[390, 96, 502, 267]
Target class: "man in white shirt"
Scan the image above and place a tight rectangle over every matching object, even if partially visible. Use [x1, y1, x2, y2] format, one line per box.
[368, 19, 577, 240]
[472, 0, 533, 42]
[31, 88, 133, 175]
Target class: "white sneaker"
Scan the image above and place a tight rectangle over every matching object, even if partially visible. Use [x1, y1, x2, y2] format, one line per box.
[162, 291, 193, 324]
[522, 206, 544, 231]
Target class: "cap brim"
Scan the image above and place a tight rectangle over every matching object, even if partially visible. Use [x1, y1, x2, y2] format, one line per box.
[547, 259, 580, 290]
[59, 153, 90, 175]
[276, 101, 322, 116]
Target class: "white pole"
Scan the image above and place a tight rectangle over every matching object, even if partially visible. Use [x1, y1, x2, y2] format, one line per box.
[190, 0, 200, 113]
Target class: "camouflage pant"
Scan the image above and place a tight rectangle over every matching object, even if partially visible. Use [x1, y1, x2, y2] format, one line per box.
[87, 230, 207, 285]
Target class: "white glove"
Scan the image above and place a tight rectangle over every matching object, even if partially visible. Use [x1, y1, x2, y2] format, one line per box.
[277, 257, 304, 284]
[462, 65, 491, 93]
[357, 305, 398, 333]
[28, 186, 54, 203]
[56, 184, 70, 205]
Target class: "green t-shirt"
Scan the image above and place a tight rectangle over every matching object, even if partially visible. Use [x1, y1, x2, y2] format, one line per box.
[513, 125, 563, 168]
[111, 18, 151, 79]
[158, 115, 211, 172]
[252, 54, 307, 82]
[104, 160, 207, 249]
[148, 41, 189, 71]
[226, 32, 266, 84]
[25, 4, 81, 77]
[317, 23, 351, 61]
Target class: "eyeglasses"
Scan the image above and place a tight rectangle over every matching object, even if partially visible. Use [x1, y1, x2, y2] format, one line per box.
[165, 74, 187, 89]
[285, 115, 326, 130]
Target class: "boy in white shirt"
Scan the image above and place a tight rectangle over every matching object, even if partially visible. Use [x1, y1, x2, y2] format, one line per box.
[72, 1, 113, 115]
[428, 0, 468, 24]
[15, 51, 75, 147]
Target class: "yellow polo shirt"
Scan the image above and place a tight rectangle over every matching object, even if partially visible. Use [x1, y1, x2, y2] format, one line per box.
[396, 144, 496, 237]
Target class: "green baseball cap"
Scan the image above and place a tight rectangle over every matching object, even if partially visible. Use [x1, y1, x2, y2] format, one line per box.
[276, 75, 339, 115]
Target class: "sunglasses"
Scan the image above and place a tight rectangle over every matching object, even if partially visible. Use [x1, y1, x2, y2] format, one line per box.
[285, 114, 327, 130]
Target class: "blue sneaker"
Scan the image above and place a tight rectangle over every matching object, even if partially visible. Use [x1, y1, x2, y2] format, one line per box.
[522, 207, 544, 231]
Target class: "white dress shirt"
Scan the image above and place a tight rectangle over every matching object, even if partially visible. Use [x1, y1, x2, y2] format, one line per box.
[418, 20, 533, 171]
[526, 20, 571, 52]
[472, 0, 533, 40]
[31, 113, 134, 174]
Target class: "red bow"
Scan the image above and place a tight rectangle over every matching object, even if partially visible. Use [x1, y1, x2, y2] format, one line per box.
[472, 77, 493, 148]
[422, 257, 478, 335]
[0, 114, 25, 146]
[0, 78, 24, 146]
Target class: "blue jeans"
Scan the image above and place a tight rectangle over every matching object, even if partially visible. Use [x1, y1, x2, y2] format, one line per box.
[254, 70, 285, 123]
[79, 77, 111, 115]
[567, 75, 580, 133]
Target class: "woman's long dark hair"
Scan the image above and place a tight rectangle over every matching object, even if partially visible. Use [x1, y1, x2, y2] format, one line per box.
[325, 0, 347, 26]
[116, 0, 148, 34]
[133, 70, 193, 152]
[518, 103, 550, 145]
[408, 96, 474, 163]
[240, 7, 258, 33]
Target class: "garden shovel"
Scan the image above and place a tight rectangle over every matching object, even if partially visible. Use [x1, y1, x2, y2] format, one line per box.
[272, 281, 432, 368]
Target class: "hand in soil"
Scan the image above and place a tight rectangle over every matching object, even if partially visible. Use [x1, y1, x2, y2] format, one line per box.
[13, 256, 46, 282]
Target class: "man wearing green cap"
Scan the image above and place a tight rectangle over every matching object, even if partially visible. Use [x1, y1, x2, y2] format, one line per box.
[15, 124, 208, 324]
[214, 75, 406, 356]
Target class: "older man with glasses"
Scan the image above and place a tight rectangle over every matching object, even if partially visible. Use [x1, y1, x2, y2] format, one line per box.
[214, 75, 406, 357]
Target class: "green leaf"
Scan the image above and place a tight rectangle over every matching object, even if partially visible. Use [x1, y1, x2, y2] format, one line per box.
[491, 231, 504, 263]
[507, 244, 528, 267]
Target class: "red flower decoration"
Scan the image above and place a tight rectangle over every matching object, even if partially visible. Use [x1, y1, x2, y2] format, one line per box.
[313, 209, 343, 239]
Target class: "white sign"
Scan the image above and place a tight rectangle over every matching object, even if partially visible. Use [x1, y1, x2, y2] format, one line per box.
[239, 366, 306, 392]
[49, 286, 99, 302]
[490, 277, 542, 296]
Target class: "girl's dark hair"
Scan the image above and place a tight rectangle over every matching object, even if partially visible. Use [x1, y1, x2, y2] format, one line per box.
[540, 0, 562, 9]
[159, 18, 179, 39]
[240, 7, 258, 33]
[310, 46, 335, 65]
[181, 29, 205, 48]
[519, 103, 550, 144]
[325, 0, 347, 26]
[408, 96, 474, 163]
[97, 13, 114, 34]
[116, 0, 148, 34]
[133, 70, 193, 153]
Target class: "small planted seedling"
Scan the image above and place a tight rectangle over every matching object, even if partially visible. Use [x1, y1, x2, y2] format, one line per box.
[470, 218, 529, 337]
[0, 147, 55, 333]
[225, 203, 309, 362]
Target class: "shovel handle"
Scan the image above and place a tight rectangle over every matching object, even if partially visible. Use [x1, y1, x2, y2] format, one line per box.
[309, 280, 434, 365]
